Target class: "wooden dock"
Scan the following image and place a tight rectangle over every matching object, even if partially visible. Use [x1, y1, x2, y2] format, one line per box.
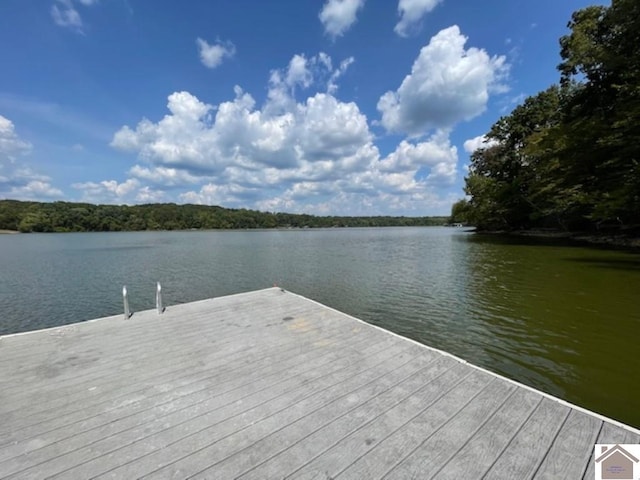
[0, 288, 638, 479]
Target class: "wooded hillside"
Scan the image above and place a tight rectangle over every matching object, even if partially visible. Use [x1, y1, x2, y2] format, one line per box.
[0, 200, 447, 232]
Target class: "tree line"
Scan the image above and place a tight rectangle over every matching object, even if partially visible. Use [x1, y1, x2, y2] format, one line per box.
[0, 200, 448, 233]
[453, 0, 639, 234]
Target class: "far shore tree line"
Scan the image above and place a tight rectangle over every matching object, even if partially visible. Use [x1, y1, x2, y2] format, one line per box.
[0, 200, 448, 233]
[451, 0, 639, 234]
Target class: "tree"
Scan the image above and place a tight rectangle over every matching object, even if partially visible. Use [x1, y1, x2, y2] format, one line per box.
[462, 0, 640, 232]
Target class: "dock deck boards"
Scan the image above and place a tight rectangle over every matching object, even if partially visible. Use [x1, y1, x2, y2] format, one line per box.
[0, 288, 637, 479]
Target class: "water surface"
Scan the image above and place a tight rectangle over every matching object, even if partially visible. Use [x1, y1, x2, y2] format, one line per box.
[1, 228, 638, 427]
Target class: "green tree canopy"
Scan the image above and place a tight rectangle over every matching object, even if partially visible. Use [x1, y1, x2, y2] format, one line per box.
[461, 0, 640, 233]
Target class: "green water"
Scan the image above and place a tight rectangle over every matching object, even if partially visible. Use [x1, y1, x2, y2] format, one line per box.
[0, 228, 638, 427]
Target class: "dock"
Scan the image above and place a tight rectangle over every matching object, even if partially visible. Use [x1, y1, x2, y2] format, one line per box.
[1, 287, 638, 479]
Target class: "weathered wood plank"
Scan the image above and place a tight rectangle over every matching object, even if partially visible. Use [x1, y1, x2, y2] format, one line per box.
[0, 299, 317, 401]
[50, 344, 419, 480]
[374, 379, 516, 479]
[236, 357, 463, 480]
[194, 355, 450, 479]
[0, 335, 399, 478]
[532, 409, 602, 479]
[0, 320, 362, 450]
[421, 387, 542, 479]
[288, 369, 492, 480]
[0, 288, 636, 480]
[482, 397, 570, 479]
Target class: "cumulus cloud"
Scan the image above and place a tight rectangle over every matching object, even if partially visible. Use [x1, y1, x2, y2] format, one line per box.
[196, 38, 236, 69]
[378, 130, 457, 184]
[72, 179, 166, 204]
[0, 115, 31, 159]
[129, 165, 203, 186]
[110, 52, 461, 215]
[319, 0, 365, 39]
[463, 134, 498, 154]
[378, 25, 508, 136]
[135, 186, 167, 203]
[9, 181, 63, 200]
[395, 0, 442, 37]
[72, 178, 141, 204]
[0, 115, 62, 200]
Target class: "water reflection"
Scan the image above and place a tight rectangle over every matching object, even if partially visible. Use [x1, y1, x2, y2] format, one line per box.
[460, 234, 640, 426]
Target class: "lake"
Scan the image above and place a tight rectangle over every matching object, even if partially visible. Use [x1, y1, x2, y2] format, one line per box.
[1, 227, 639, 428]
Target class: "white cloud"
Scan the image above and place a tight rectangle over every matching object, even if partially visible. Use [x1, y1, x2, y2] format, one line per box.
[72, 179, 141, 204]
[286, 54, 313, 88]
[266, 53, 352, 114]
[378, 130, 457, 184]
[378, 25, 508, 136]
[196, 38, 235, 69]
[50, 0, 98, 33]
[110, 53, 462, 215]
[395, 0, 442, 37]
[51, 0, 83, 31]
[319, 0, 365, 39]
[463, 134, 498, 154]
[70, 180, 166, 204]
[9, 181, 63, 200]
[0, 115, 32, 159]
[0, 115, 63, 200]
[129, 165, 202, 186]
[179, 183, 259, 206]
[328, 57, 354, 94]
[135, 186, 166, 203]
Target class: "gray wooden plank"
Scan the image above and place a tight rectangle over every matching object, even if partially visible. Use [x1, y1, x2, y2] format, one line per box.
[0, 298, 359, 414]
[0, 288, 637, 480]
[0, 298, 317, 401]
[0, 292, 314, 398]
[3, 306, 302, 412]
[1, 333, 395, 479]
[420, 387, 542, 479]
[533, 409, 602, 480]
[238, 358, 466, 480]
[0, 312, 351, 435]
[0, 321, 362, 451]
[350, 378, 514, 479]
[0, 290, 286, 361]
[287, 369, 492, 480]
[1, 336, 397, 478]
[1, 318, 309, 423]
[30, 342, 414, 479]
[192, 353, 448, 479]
[482, 397, 570, 480]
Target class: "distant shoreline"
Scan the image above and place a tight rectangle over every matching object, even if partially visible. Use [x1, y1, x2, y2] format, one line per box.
[0, 229, 19, 234]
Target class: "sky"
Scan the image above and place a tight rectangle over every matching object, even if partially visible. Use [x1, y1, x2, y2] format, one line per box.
[0, 0, 607, 216]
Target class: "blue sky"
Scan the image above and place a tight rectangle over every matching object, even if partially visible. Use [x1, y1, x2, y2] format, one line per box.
[0, 0, 605, 215]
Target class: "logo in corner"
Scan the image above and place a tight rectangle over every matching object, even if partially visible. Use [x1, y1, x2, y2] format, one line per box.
[595, 444, 640, 480]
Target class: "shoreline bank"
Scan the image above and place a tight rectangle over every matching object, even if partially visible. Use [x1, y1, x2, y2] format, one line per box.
[475, 229, 640, 251]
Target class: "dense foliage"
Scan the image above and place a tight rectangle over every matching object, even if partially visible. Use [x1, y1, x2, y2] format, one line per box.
[457, 0, 639, 233]
[0, 200, 447, 233]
